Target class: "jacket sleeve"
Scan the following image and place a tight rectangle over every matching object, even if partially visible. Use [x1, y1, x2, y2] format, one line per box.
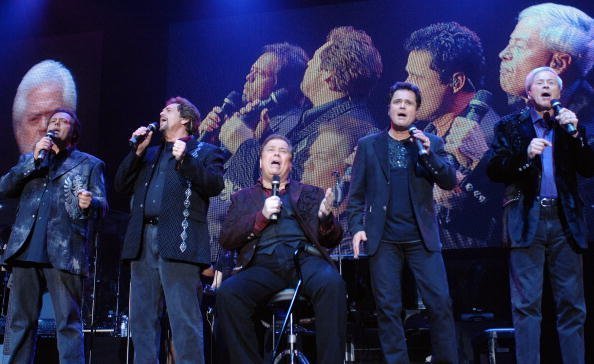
[319, 211, 343, 248]
[486, 120, 535, 183]
[0, 154, 38, 199]
[114, 150, 145, 195]
[346, 139, 367, 235]
[82, 160, 108, 220]
[572, 126, 594, 178]
[178, 145, 225, 198]
[420, 136, 457, 190]
[219, 192, 260, 250]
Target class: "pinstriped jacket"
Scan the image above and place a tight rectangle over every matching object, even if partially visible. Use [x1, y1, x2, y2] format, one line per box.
[115, 136, 224, 265]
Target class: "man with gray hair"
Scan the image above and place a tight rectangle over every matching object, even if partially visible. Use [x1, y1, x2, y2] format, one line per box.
[12, 60, 77, 154]
[488, 66, 594, 364]
[499, 1, 594, 243]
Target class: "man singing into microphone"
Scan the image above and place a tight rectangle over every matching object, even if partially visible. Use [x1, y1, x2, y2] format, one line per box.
[347, 82, 458, 364]
[215, 134, 346, 364]
[487, 67, 594, 364]
[0, 108, 107, 363]
[114, 97, 224, 363]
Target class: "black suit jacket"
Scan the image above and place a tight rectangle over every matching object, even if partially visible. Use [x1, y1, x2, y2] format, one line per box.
[486, 108, 594, 249]
[347, 130, 456, 254]
[219, 180, 342, 271]
[115, 137, 224, 265]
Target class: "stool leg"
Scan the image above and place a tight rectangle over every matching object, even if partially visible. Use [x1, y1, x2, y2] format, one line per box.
[289, 313, 295, 363]
[272, 312, 276, 356]
[488, 331, 497, 364]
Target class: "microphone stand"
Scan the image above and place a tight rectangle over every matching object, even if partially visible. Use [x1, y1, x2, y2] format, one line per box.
[271, 245, 305, 363]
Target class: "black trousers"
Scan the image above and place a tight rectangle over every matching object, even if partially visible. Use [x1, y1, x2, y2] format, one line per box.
[216, 245, 347, 364]
[129, 224, 205, 364]
[2, 266, 84, 364]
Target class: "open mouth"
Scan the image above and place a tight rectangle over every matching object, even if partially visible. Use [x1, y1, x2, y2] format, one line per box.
[271, 160, 281, 166]
[397, 113, 407, 118]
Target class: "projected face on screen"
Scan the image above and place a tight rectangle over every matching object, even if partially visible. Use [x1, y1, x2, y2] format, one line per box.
[242, 52, 280, 103]
[300, 42, 332, 105]
[12, 60, 77, 155]
[405, 50, 449, 121]
[499, 18, 551, 98]
[16, 83, 65, 154]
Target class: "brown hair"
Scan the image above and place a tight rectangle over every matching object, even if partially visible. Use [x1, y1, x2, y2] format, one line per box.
[165, 96, 201, 135]
[320, 26, 383, 97]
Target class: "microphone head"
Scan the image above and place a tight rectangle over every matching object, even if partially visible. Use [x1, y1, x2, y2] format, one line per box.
[46, 130, 58, 140]
[222, 91, 241, 114]
[272, 174, 281, 185]
[408, 126, 418, 136]
[262, 88, 289, 109]
[469, 89, 492, 111]
[147, 122, 159, 132]
[550, 99, 562, 113]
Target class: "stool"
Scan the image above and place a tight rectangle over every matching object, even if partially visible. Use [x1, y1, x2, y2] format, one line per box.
[266, 288, 314, 364]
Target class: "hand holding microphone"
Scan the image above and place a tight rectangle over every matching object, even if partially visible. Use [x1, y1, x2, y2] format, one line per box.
[408, 126, 430, 157]
[198, 91, 242, 139]
[262, 175, 282, 221]
[550, 99, 578, 136]
[35, 131, 57, 161]
[130, 122, 157, 155]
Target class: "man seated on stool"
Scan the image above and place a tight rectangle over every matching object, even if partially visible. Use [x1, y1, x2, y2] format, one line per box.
[216, 134, 346, 364]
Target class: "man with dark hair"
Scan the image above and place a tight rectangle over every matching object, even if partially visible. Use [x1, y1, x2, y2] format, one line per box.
[404, 21, 500, 248]
[0, 108, 107, 363]
[216, 134, 346, 363]
[114, 97, 224, 363]
[348, 82, 458, 364]
[487, 67, 594, 364]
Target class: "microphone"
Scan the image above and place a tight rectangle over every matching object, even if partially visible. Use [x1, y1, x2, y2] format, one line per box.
[37, 130, 57, 162]
[550, 99, 577, 135]
[408, 126, 429, 157]
[129, 122, 158, 148]
[242, 88, 289, 124]
[466, 90, 492, 123]
[270, 174, 281, 221]
[332, 171, 345, 208]
[219, 90, 242, 118]
[198, 91, 242, 142]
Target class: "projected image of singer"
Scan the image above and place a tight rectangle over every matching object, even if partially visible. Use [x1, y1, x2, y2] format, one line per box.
[114, 97, 224, 363]
[199, 42, 308, 160]
[12, 60, 77, 155]
[0, 108, 107, 363]
[404, 22, 500, 248]
[347, 82, 458, 364]
[487, 67, 594, 364]
[215, 134, 346, 364]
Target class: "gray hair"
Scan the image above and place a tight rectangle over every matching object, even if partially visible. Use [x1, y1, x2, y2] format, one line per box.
[12, 60, 77, 127]
[519, 3, 594, 76]
[525, 66, 563, 94]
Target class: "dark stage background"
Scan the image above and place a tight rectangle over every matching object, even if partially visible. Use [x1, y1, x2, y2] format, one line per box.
[0, 0, 593, 363]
